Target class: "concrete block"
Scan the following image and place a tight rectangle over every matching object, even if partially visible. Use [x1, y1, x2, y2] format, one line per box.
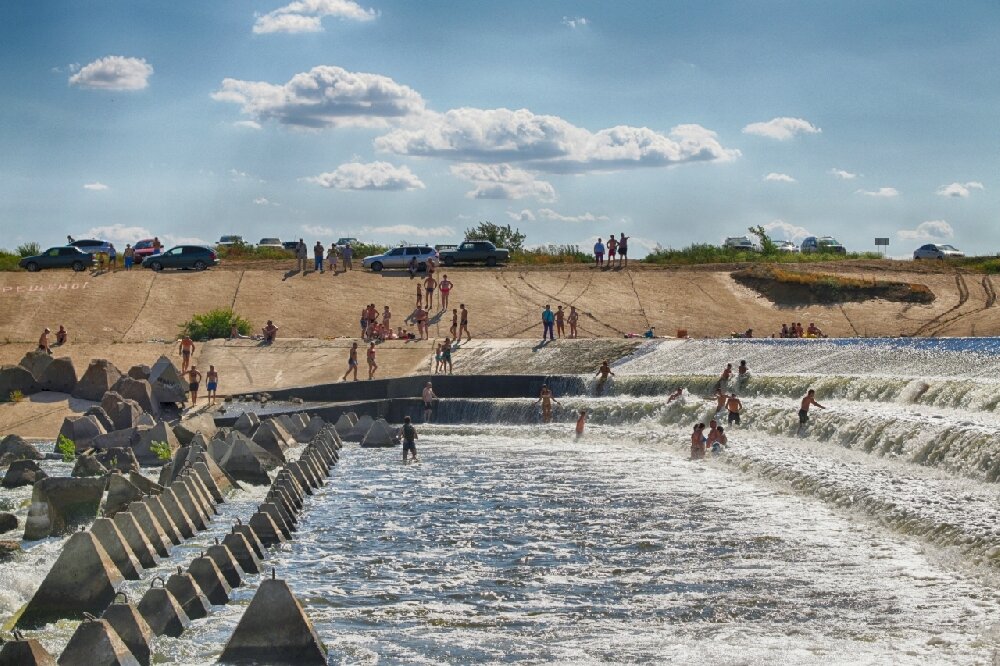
[219, 578, 327, 665]
[248, 511, 286, 547]
[127, 501, 171, 557]
[206, 542, 245, 588]
[0, 638, 56, 665]
[286, 463, 313, 496]
[71, 454, 108, 478]
[184, 472, 218, 516]
[102, 599, 154, 666]
[57, 617, 139, 666]
[222, 532, 263, 575]
[104, 474, 144, 518]
[251, 420, 292, 463]
[27, 477, 105, 538]
[219, 435, 274, 486]
[91, 517, 144, 580]
[142, 496, 182, 545]
[17, 532, 124, 628]
[165, 569, 211, 620]
[173, 412, 218, 446]
[19, 350, 54, 381]
[148, 355, 186, 404]
[113, 512, 160, 569]
[231, 522, 266, 560]
[158, 489, 196, 539]
[127, 471, 162, 496]
[361, 418, 397, 448]
[188, 554, 231, 605]
[232, 411, 260, 437]
[59, 414, 106, 451]
[167, 482, 206, 532]
[136, 583, 189, 638]
[259, 502, 292, 539]
[265, 489, 297, 528]
[2, 459, 47, 488]
[0, 364, 39, 398]
[110, 376, 159, 417]
[72, 359, 123, 402]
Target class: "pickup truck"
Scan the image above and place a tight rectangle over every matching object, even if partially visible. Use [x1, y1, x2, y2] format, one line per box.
[438, 240, 510, 267]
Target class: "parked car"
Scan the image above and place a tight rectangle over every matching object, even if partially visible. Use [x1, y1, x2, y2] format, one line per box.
[800, 236, 847, 254]
[438, 240, 510, 267]
[282, 241, 299, 251]
[362, 245, 437, 272]
[257, 238, 282, 249]
[775, 240, 799, 253]
[336, 237, 358, 247]
[19, 246, 95, 272]
[217, 235, 243, 247]
[914, 243, 964, 260]
[723, 236, 757, 252]
[132, 238, 162, 263]
[70, 238, 113, 255]
[144, 245, 219, 271]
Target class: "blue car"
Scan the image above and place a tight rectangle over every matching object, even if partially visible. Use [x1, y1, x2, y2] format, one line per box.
[19, 246, 95, 272]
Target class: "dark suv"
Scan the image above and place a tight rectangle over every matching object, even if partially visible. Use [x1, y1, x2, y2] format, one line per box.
[19, 246, 95, 272]
[144, 245, 220, 271]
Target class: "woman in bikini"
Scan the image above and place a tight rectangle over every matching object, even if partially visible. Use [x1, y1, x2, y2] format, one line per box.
[367, 342, 378, 380]
[568, 306, 579, 338]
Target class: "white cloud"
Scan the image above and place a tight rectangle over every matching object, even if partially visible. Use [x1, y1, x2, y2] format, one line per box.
[360, 224, 455, 238]
[742, 117, 821, 141]
[536, 208, 610, 223]
[83, 224, 206, 247]
[306, 161, 425, 191]
[233, 120, 262, 130]
[506, 209, 536, 222]
[562, 16, 589, 28]
[857, 187, 899, 198]
[68, 56, 153, 91]
[829, 168, 857, 180]
[253, 0, 377, 34]
[253, 197, 279, 206]
[936, 181, 984, 198]
[83, 182, 109, 191]
[897, 220, 954, 241]
[763, 219, 812, 242]
[764, 172, 796, 183]
[229, 168, 263, 182]
[377, 108, 739, 172]
[213, 65, 425, 129]
[301, 224, 334, 236]
[450, 163, 555, 201]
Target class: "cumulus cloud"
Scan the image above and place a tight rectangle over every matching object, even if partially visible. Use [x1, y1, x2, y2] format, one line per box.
[763, 219, 812, 242]
[84, 224, 206, 247]
[233, 120, 262, 130]
[68, 56, 153, 91]
[936, 181, 984, 198]
[450, 163, 556, 201]
[306, 161, 425, 191]
[536, 208, 610, 223]
[829, 168, 857, 180]
[562, 16, 589, 28]
[897, 220, 954, 241]
[83, 182, 109, 191]
[506, 209, 536, 222]
[764, 172, 796, 183]
[213, 65, 425, 129]
[253, 197, 279, 205]
[377, 108, 739, 172]
[301, 224, 334, 236]
[360, 224, 455, 238]
[253, 0, 377, 34]
[742, 117, 821, 140]
[857, 187, 899, 198]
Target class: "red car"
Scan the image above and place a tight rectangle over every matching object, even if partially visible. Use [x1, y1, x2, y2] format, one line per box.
[133, 238, 163, 263]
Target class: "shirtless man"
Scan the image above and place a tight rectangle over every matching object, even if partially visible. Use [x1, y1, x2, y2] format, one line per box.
[342, 342, 359, 381]
[575, 409, 587, 438]
[185, 365, 202, 407]
[262, 320, 278, 343]
[439, 274, 453, 310]
[711, 426, 727, 454]
[667, 387, 684, 404]
[536, 384, 559, 423]
[55, 325, 68, 346]
[555, 306, 566, 338]
[206, 365, 219, 405]
[719, 363, 733, 387]
[798, 389, 826, 434]
[690, 423, 706, 460]
[422, 381, 438, 422]
[423, 275, 438, 310]
[568, 306, 579, 338]
[450, 308, 459, 339]
[712, 387, 727, 413]
[726, 393, 743, 425]
[37, 328, 52, 354]
[459, 304, 471, 342]
[413, 305, 429, 340]
[595, 360, 615, 395]
[382, 306, 392, 332]
[441, 337, 453, 374]
[178, 335, 196, 372]
[738, 360, 749, 377]
[367, 342, 378, 380]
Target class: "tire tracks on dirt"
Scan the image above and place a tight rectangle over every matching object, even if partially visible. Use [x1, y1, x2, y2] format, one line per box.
[120, 274, 157, 342]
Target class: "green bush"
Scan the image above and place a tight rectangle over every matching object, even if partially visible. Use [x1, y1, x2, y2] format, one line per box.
[16, 242, 41, 257]
[512, 244, 591, 265]
[0, 250, 22, 271]
[180, 307, 252, 341]
[56, 434, 76, 462]
[348, 241, 390, 260]
[464, 222, 526, 253]
[215, 240, 291, 261]
[150, 440, 173, 461]
[643, 244, 881, 265]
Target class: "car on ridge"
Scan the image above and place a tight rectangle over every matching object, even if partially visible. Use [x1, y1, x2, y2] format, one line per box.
[362, 245, 437, 272]
[217, 235, 243, 247]
[19, 246, 95, 272]
[132, 238, 162, 263]
[775, 240, 799, 253]
[800, 236, 847, 254]
[257, 238, 283, 249]
[913, 243, 964, 260]
[69, 238, 114, 255]
[723, 236, 757, 252]
[143, 245, 219, 271]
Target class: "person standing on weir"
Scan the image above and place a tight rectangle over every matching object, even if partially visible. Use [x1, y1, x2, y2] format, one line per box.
[798, 389, 826, 435]
[541, 305, 555, 342]
[536, 384, 559, 423]
[422, 382, 438, 422]
[179, 335, 195, 372]
[185, 365, 202, 407]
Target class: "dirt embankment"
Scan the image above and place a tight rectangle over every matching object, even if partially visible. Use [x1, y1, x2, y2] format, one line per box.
[733, 265, 935, 305]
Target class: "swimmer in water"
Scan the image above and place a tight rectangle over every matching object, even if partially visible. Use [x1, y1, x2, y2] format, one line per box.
[711, 426, 727, 454]
[690, 423, 707, 460]
[595, 360, 615, 395]
[712, 387, 727, 413]
[726, 393, 743, 426]
[797, 389, 826, 435]
[667, 387, 684, 404]
[576, 409, 587, 438]
[536, 384, 559, 423]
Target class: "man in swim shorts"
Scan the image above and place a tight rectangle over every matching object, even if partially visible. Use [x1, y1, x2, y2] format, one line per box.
[206, 365, 219, 405]
[726, 393, 743, 425]
[423, 274, 438, 310]
[459, 304, 471, 342]
[595, 360, 615, 396]
[798, 389, 826, 434]
[178, 335, 195, 372]
[401, 416, 418, 462]
[185, 365, 202, 407]
[37, 327, 52, 355]
[342, 342, 359, 381]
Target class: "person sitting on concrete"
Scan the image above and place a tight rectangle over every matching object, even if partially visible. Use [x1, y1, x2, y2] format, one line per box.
[37, 328, 52, 354]
[230, 323, 249, 340]
[55, 325, 68, 346]
[262, 320, 278, 344]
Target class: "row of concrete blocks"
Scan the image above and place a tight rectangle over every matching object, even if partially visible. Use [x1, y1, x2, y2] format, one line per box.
[3, 427, 342, 665]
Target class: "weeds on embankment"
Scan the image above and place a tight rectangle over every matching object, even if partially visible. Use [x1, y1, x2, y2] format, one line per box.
[511, 245, 591, 265]
[733, 264, 935, 305]
[644, 243, 882, 266]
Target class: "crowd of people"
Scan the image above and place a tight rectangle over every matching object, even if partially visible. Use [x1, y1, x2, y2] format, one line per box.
[778, 322, 827, 338]
[35, 325, 68, 354]
[291, 239, 354, 275]
[592, 233, 631, 269]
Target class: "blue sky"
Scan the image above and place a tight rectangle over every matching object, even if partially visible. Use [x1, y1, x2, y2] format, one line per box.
[2, 1, 998, 256]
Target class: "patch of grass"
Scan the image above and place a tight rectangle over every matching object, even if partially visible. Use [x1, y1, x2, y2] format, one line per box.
[644, 243, 881, 266]
[150, 440, 173, 461]
[7, 390, 24, 403]
[215, 240, 290, 261]
[512, 245, 591, 265]
[0, 250, 23, 271]
[56, 434, 76, 462]
[733, 264, 934, 304]
[180, 307, 252, 341]
[952, 256, 1000, 274]
[16, 242, 41, 257]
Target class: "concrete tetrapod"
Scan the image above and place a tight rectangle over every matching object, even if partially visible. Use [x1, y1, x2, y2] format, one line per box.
[188, 554, 232, 605]
[0, 636, 57, 665]
[222, 532, 263, 575]
[91, 518, 144, 580]
[231, 521, 267, 560]
[142, 495, 182, 545]
[158, 488, 197, 539]
[247, 511, 286, 547]
[17, 531, 125, 628]
[126, 501, 172, 558]
[259, 503, 293, 539]
[273, 476, 303, 512]
[102, 595, 154, 666]
[285, 463, 313, 496]
[265, 489, 297, 529]
[112, 511, 160, 569]
[219, 577, 327, 665]
[178, 475, 214, 523]
[136, 579, 190, 638]
[58, 615, 140, 666]
[170, 481, 208, 531]
[104, 474, 145, 518]
[206, 541, 245, 588]
[165, 568, 211, 620]
[186, 472, 220, 516]
[192, 460, 225, 503]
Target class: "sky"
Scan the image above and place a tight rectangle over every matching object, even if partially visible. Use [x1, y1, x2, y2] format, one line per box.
[1, 1, 998, 257]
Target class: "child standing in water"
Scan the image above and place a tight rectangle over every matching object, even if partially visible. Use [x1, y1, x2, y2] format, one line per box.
[575, 409, 587, 438]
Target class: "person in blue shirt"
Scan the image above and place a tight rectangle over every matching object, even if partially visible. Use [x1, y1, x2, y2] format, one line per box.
[541, 304, 555, 341]
[593, 238, 605, 268]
